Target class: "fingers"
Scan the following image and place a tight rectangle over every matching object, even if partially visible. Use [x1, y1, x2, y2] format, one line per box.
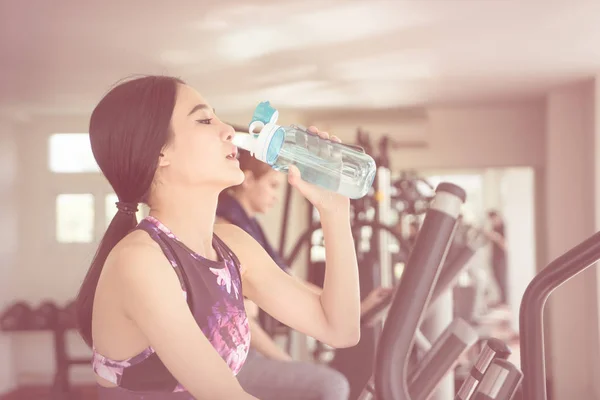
[287, 165, 315, 201]
[308, 126, 341, 142]
[287, 165, 301, 185]
[318, 131, 330, 140]
[287, 165, 310, 193]
[329, 134, 341, 143]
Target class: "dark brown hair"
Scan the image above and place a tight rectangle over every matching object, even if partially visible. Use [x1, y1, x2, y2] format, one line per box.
[75, 75, 184, 347]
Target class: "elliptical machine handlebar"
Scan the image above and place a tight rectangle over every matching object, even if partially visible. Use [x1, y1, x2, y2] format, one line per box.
[374, 182, 466, 400]
[520, 230, 600, 400]
[428, 228, 488, 310]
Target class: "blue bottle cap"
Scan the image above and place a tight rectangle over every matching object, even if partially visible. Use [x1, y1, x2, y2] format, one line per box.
[249, 101, 279, 134]
[265, 127, 285, 165]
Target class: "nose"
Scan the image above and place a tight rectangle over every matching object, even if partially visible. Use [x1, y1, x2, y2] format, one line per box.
[222, 123, 235, 142]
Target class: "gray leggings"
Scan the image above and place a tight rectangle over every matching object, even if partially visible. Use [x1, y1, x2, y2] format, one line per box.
[237, 349, 350, 400]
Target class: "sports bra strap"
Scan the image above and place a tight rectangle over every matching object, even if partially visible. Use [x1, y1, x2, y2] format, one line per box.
[136, 220, 189, 298]
[213, 234, 242, 272]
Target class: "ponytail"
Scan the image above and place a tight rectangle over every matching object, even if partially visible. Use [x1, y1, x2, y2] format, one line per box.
[79, 74, 182, 347]
[75, 203, 138, 347]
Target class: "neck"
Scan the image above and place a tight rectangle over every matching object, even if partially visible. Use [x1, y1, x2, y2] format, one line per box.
[230, 190, 256, 219]
[149, 185, 220, 260]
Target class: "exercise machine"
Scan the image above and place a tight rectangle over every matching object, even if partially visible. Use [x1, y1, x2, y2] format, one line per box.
[358, 202, 492, 400]
[519, 230, 600, 400]
[361, 180, 524, 400]
[359, 226, 488, 343]
[282, 130, 426, 398]
[272, 126, 514, 399]
[280, 131, 491, 398]
[391, 170, 435, 217]
[366, 180, 468, 400]
[365, 197, 600, 399]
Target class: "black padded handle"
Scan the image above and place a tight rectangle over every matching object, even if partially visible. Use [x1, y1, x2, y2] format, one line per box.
[520, 230, 600, 400]
[374, 182, 466, 400]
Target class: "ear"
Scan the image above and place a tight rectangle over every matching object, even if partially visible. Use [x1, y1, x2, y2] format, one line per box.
[158, 150, 171, 167]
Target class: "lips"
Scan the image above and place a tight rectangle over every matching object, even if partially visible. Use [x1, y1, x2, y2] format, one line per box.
[226, 146, 238, 160]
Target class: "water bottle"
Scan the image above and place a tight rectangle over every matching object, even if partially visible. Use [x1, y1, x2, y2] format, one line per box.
[232, 101, 377, 199]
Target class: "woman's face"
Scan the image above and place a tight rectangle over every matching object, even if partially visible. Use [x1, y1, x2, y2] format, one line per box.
[157, 84, 244, 190]
[244, 170, 284, 215]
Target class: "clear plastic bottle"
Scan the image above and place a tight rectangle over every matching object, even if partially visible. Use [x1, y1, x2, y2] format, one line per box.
[232, 101, 377, 199]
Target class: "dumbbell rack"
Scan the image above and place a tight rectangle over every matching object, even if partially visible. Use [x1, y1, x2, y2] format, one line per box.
[51, 324, 93, 400]
[0, 301, 90, 400]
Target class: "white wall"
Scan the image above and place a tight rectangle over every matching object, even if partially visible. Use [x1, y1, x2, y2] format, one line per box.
[544, 80, 600, 399]
[501, 168, 537, 331]
[13, 115, 106, 385]
[311, 100, 546, 170]
[594, 78, 600, 398]
[0, 120, 19, 393]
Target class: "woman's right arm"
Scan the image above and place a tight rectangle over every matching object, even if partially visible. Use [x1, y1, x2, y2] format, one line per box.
[111, 242, 258, 400]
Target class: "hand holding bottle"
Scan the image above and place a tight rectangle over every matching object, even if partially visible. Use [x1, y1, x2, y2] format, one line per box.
[233, 101, 377, 200]
[287, 126, 350, 213]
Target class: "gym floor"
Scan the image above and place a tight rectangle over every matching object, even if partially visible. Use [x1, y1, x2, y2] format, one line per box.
[0, 385, 97, 400]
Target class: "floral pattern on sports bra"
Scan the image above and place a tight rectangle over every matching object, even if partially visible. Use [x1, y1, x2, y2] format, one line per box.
[91, 216, 250, 393]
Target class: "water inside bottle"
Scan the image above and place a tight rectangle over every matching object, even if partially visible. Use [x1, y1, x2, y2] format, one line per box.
[270, 126, 375, 199]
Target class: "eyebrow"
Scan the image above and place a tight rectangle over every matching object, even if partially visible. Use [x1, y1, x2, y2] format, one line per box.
[188, 104, 215, 116]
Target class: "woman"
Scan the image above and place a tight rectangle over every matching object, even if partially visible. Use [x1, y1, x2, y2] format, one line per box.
[216, 150, 393, 400]
[485, 210, 508, 306]
[75, 75, 361, 399]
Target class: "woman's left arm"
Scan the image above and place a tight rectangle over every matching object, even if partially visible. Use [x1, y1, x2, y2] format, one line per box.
[215, 210, 361, 349]
[316, 208, 361, 343]
[219, 126, 361, 348]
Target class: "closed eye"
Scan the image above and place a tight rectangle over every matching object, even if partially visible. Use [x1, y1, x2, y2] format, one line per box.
[196, 118, 213, 125]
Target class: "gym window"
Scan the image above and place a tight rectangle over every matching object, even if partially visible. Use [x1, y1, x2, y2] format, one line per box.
[55, 194, 95, 243]
[48, 133, 100, 173]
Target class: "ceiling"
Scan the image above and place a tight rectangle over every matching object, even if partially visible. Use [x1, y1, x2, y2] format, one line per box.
[2, 0, 600, 120]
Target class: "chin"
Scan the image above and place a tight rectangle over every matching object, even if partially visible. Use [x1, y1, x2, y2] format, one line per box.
[214, 164, 244, 189]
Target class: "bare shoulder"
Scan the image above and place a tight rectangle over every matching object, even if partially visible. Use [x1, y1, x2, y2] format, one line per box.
[100, 228, 192, 330]
[213, 224, 262, 275]
[214, 222, 248, 240]
[215, 216, 231, 224]
[108, 229, 162, 265]
[97, 229, 252, 398]
[103, 229, 176, 290]
[214, 223, 257, 254]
